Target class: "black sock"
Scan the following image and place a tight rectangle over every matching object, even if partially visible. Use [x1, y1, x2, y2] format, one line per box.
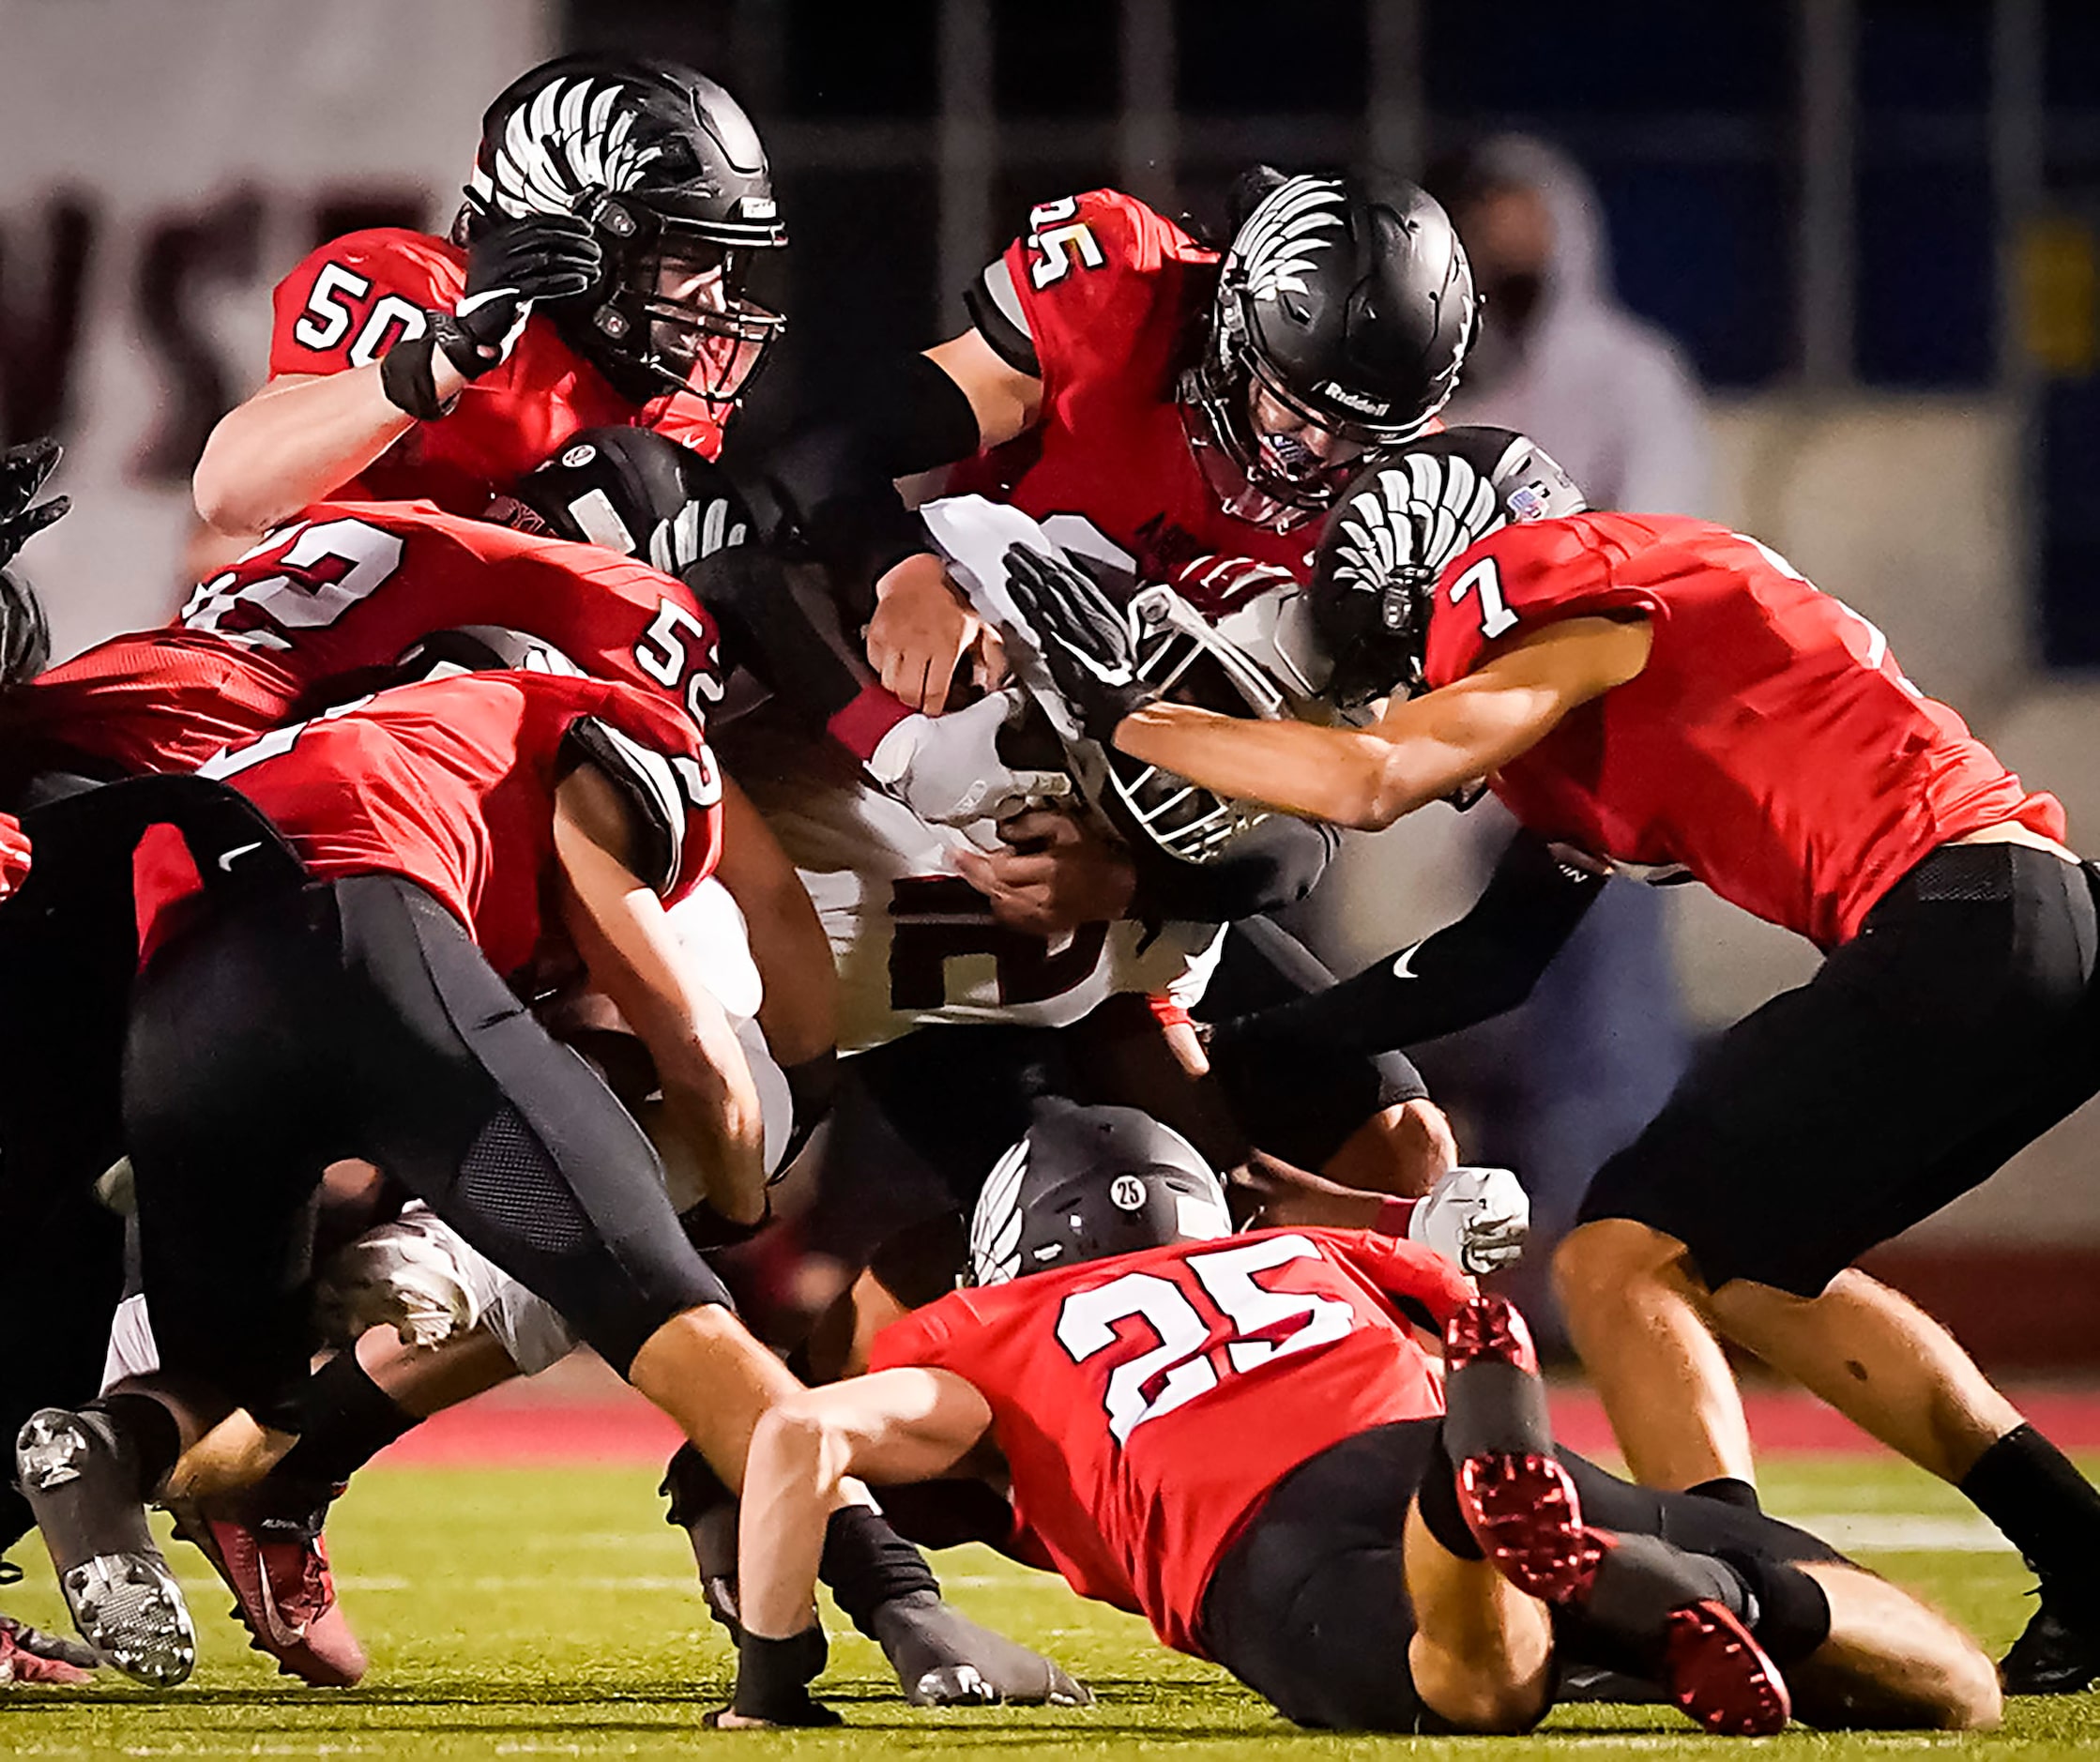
[275, 1352, 416, 1488]
[818, 1506, 940, 1638]
[1959, 1423, 2100, 1583]
[1687, 1476, 1762, 1513]
[1415, 1432, 1485, 1561]
[89, 1393, 183, 1496]
[1716, 1550, 1833, 1665]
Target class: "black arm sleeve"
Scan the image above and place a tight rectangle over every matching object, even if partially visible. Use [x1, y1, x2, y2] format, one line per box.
[737, 351, 983, 604]
[1118, 810, 1340, 925]
[683, 545, 875, 728]
[1204, 830, 1605, 1066]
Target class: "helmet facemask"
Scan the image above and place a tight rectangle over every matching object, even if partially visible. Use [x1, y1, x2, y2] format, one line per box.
[569, 193, 786, 408]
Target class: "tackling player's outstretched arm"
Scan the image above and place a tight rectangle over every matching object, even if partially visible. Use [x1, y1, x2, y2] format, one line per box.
[554, 762, 768, 1223]
[1114, 618, 1652, 830]
[736, 1370, 995, 1654]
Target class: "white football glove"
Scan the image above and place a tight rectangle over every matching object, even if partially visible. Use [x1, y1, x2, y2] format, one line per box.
[866, 687, 1073, 826]
[1408, 1165, 1531, 1277]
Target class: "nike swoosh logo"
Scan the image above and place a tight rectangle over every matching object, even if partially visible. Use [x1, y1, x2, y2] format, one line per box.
[1391, 942, 1424, 980]
[217, 841, 263, 872]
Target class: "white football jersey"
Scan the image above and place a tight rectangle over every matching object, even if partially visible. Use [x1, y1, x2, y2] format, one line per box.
[716, 712, 1223, 1053]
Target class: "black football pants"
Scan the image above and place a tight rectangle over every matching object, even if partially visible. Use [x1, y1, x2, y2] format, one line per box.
[124, 873, 730, 1432]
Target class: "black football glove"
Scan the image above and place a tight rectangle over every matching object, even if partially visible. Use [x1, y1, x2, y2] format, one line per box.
[0, 437, 68, 572]
[1001, 543, 1159, 743]
[434, 213, 602, 381]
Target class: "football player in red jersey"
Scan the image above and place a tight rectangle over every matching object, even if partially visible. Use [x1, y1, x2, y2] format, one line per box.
[192, 55, 784, 540]
[8, 671, 1073, 1701]
[716, 1100, 1998, 1733]
[1008, 424, 2100, 1693]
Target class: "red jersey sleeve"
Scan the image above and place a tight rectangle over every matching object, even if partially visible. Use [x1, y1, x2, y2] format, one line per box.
[1317, 1230, 1476, 1333]
[993, 190, 1211, 407]
[269, 229, 462, 379]
[1423, 518, 1668, 690]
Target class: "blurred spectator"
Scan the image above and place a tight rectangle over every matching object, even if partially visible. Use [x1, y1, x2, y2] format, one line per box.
[1434, 133, 1711, 511]
[1421, 136, 1710, 1334]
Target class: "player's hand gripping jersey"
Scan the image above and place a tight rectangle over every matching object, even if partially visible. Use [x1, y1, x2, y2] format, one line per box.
[271, 229, 728, 512]
[10, 500, 723, 778]
[133, 670, 723, 979]
[947, 191, 1324, 584]
[1421, 514, 2066, 948]
[869, 1228, 1473, 1654]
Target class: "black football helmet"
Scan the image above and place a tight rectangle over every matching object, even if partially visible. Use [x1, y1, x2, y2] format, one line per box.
[1183, 172, 1478, 527]
[1306, 426, 1586, 707]
[966, 1099, 1233, 1287]
[458, 55, 786, 408]
[492, 427, 754, 574]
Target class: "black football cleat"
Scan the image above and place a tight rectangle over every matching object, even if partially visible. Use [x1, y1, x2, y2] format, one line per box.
[871, 1590, 1091, 1708]
[16, 1408, 194, 1687]
[2000, 1581, 2100, 1694]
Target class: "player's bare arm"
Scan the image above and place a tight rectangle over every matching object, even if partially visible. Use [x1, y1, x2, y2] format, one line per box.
[863, 330, 1043, 713]
[193, 367, 464, 538]
[554, 763, 768, 1223]
[735, 1369, 996, 1651]
[710, 776, 837, 1068]
[1114, 616, 1651, 831]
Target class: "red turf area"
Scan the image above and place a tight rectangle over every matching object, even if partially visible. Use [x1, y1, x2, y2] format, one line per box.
[373, 1376, 2100, 1466]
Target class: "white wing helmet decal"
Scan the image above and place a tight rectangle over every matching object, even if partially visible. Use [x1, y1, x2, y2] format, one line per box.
[968, 1138, 1032, 1286]
[1232, 175, 1349, 305]
[469, 77, 670, 219]
[1331, 453, 1499, 597]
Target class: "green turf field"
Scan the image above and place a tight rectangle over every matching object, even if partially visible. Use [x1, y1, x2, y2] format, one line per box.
[3, 1456, 2097, 1759]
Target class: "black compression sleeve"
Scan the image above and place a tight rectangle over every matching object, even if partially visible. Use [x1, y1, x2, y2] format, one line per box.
[1120, 811, 1340, 925]
[684, 546, 873, 725]
[1205, 830, 1604, 1062]
[741, 352, 983, 597]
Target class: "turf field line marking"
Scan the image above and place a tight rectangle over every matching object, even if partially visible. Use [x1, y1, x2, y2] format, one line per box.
[1775, 1512, 2011, 1553]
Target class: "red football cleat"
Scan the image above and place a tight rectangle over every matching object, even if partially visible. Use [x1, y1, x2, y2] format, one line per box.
[0, 1616, 95, 1685]
[1664, 1599, 1792, 1737]
[169, 1483, 367, 1688]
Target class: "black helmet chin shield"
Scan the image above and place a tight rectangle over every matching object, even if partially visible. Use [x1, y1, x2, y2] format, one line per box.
[1183, 173, 1479, 525]
[462, 56, 787, 408]
[1307, 427, 1586, 707]
[966, 1100, 1234, 1287]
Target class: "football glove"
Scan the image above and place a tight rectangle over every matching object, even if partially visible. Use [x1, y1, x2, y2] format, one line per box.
[1409, 1165, 1530, 1277]
[0, 438, 68, 572]
[434, 213, 602, 381]
[1000, 543, 1159, 743]
[867, 688, 1073, 826]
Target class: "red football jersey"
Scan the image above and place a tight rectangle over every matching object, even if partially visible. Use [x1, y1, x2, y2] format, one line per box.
[12, 500, 722, 778]
[135, 671, 722, 978]
[944, 190, 1322, 585]
[867, 1228, 1472, 1656]
[1421, 513, 2067, 947]
[268, 228, 726, 513]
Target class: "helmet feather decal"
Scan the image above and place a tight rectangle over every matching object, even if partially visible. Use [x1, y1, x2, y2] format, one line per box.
[1236, 176, 1349, 305]
[486, 76, 669, 220]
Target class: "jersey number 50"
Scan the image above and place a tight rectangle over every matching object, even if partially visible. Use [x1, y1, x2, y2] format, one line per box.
[1055, 1236, 1356, 1445]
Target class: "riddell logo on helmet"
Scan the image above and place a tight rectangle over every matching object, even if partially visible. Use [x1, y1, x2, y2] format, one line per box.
[1317, 382, 1391, 417]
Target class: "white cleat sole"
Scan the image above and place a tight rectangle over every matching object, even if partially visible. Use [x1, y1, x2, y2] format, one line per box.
[60, 1552, 196, 1687]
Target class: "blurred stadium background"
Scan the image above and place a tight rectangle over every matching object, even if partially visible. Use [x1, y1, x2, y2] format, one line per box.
[4, 0, 2100, 1362]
